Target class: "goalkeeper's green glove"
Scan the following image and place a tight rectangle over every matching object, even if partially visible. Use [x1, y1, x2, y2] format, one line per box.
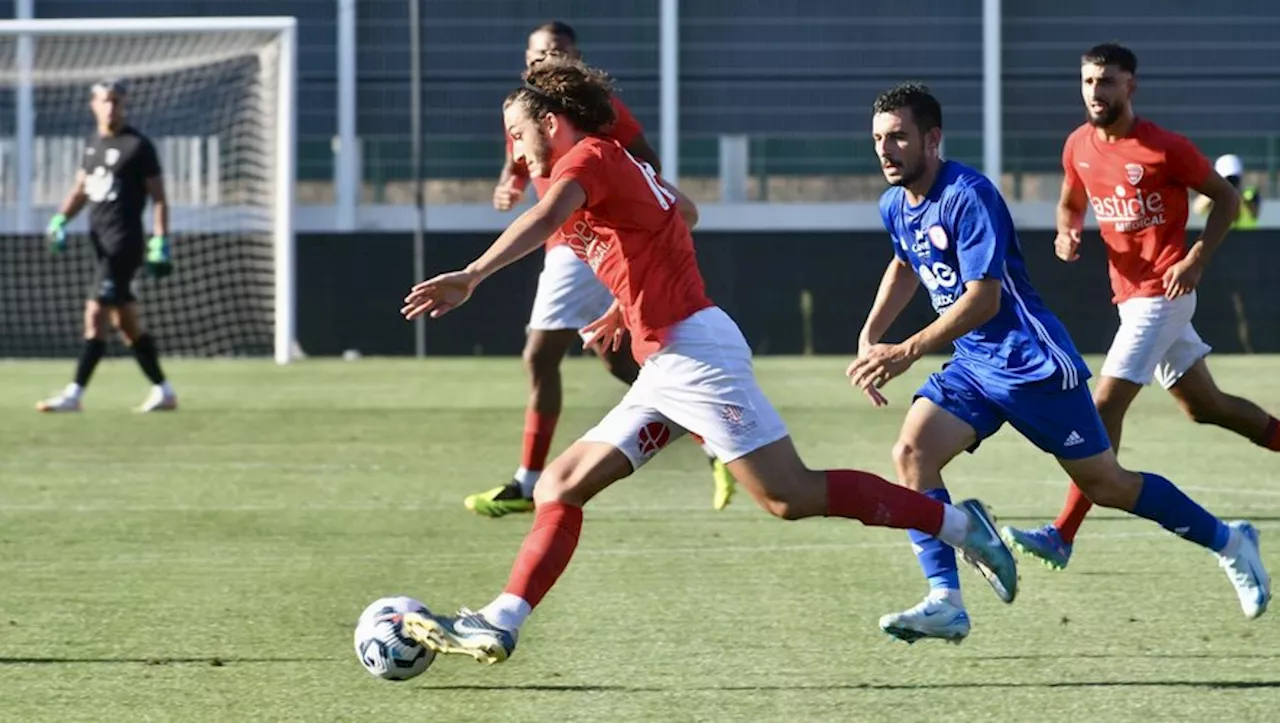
[46, 213, 68, 254]
[146, 235, 173, 278]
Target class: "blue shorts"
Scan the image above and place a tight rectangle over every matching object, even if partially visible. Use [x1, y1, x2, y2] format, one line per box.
[915, 362, 1111, 460]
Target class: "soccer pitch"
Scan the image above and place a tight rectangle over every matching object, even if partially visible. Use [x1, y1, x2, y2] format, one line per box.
[1, 356, 1277, 722]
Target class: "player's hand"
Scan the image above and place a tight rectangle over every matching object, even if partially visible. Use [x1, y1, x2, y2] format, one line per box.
[146, 235, 173, 278]
[853, 338, 889, 406]
[846, 343, 917, 407]
[492, 182, 524, 211]
[1162, 256, 1203, 300]
[857, 336, 875, 359]
[581, 302, 626, 355]
[401, 270, 480, 320]
[46, 213, 67, 254]
[857, 383, 890, 407]
[1054, 229, 1081, 262]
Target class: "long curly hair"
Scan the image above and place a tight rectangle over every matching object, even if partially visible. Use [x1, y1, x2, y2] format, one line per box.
[505, 60, 616, 134]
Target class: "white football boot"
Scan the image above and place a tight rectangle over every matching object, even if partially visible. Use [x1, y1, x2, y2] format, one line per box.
[879, 594, 971, 644]
[35, 384, 82, 413]
[401, 608, 518, 665]
[1218, 521, 1270, 620]
[136, 385, 178, 413]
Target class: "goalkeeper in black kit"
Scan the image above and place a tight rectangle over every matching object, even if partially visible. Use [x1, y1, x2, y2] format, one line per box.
[36, 80, 178, 413]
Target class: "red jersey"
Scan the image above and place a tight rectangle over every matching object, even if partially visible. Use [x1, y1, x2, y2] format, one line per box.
[506, 96, 644, 250]
[549, 136, 713, 362]
[1062, 119, 1212, 303]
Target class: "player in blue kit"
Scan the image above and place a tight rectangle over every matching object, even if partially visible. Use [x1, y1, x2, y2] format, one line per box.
[849, 83, 1270, 644]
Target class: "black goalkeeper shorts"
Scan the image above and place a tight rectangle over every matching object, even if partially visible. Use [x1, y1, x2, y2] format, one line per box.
[90, 246, 143, 306]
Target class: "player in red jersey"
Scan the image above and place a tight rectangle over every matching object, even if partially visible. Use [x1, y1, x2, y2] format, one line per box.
[1003, 43, 1280, 569]
[467, 20, 737, 518]
[395, 61, 1019, 664]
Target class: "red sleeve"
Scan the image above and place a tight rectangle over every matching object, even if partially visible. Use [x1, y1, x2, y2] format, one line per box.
[550, 142, 610, 208]
[1165, 133, 1213, 188]
[1061, 133, 1084, 192]
[606, 97, 643, 148]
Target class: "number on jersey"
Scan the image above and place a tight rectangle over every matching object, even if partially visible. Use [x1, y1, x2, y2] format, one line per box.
[623, 149, 677, 210]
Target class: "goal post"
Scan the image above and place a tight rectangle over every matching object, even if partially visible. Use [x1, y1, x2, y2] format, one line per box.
[0, 16, 297, 365]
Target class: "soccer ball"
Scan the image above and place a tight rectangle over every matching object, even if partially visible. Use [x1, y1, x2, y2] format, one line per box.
[353, 595, 435, 681]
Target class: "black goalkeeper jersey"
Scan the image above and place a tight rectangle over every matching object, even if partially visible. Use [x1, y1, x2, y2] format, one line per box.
[80, 125, 161, 254]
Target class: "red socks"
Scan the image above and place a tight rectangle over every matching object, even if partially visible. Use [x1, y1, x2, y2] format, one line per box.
[1053, 483, 1093, 544]
[1263, 417, 1280, 452]
[521, 410, 559, 472]
[503, 502, 583, 608]
[824, 470, 944, 534]
[503, 475, 954, 609]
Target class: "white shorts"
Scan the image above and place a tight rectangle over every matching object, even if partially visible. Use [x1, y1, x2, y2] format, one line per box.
[527, 245, 615, 340]
[580, 306, 790, 470]
[1099, 292, 1213, 389]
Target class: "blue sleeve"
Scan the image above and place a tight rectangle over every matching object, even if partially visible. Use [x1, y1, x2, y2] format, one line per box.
[948, 182, 1011, 283]
[890, 232, 909, 264]
[879, 192, 909, 264]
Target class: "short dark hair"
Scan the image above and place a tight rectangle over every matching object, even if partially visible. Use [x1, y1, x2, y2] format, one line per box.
[507, 60, 615, 134]
[1082, 42, 1137, 74]
[91, 78, 127, 96]
[532, 20, 577, 45]
[872, 82, 942, 132]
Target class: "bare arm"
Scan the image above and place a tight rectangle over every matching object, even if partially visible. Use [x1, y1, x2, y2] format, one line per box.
[901, 279, 1003, 359]
[145, 174, 168, 237]
[858, 257, 919, 349]
[1187, 172, 1241, 266]
[846, 278, 1002, 402]
[626, 133, 662, 174]
[57, 170, 89, 221]
[661, 179, 698, 228]
[1053, 177, 1089, 261]
[1057, 177, 1087, 236]
[402, 179, 585, 320]
[467, 179, 585, 280]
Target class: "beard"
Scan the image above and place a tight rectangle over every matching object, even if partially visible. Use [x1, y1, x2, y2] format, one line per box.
[884, 162, 925, 188]
[1086, 102, 1123, 127]
[525, 133, 554, 176]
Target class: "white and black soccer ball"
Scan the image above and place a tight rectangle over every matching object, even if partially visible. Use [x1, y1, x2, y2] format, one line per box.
[353, 595, 435, 681]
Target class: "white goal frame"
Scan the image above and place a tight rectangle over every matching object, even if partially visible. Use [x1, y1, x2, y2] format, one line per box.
[0, 16, 298, 365]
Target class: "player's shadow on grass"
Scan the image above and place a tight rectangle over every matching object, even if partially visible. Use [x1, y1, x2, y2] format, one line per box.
[432, 680, 1280, 693]
[0, 656, 334, 665]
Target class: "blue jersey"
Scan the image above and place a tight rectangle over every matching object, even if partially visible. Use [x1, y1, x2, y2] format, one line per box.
[879, 161, 1090, 390]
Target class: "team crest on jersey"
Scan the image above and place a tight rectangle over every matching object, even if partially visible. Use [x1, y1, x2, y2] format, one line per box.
[104, 148, 120, 166]
[927, 225, 949, 250]
[1124, 163, 1144, 185]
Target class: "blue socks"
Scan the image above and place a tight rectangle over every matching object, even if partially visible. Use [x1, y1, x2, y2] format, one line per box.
[1132, 472, 1231, 553]
[908, 488, 961, 591]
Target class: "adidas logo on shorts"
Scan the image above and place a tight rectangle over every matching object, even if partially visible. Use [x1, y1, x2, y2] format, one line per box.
[1064, 430, 1085, 447]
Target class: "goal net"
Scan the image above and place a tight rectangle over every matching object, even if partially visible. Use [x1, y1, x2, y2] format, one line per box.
[0, 17, 296, 364]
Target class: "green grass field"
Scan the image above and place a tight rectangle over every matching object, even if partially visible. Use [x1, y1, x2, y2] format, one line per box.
[1, 356, 1278, 722]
